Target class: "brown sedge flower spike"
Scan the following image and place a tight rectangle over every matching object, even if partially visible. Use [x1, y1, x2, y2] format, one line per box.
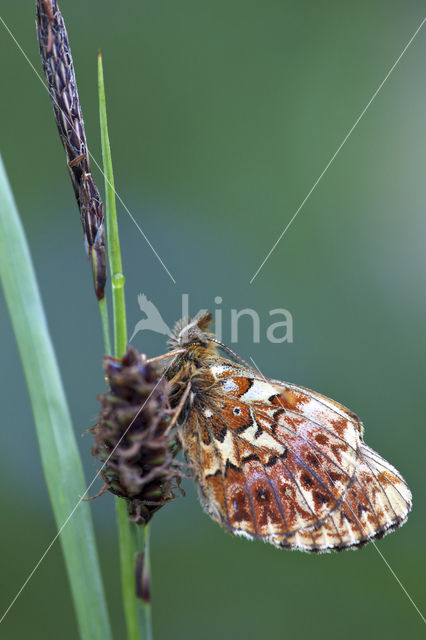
[91, 346, 184, 525]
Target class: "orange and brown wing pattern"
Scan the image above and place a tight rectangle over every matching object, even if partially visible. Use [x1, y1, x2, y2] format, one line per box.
[179, 362, 411, 552]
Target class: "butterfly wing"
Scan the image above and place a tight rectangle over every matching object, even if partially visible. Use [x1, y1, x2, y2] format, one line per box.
[179, 362, 411, 552]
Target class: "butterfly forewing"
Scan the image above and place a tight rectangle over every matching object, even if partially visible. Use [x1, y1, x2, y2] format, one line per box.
[178, 360, 411, 552]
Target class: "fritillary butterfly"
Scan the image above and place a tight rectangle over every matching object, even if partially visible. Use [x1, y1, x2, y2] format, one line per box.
[164, 313, 411, 552]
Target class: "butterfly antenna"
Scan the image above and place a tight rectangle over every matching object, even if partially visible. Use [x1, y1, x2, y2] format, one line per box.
[208, 338, 255, 372]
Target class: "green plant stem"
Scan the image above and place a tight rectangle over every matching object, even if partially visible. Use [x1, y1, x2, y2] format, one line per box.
[116, 500, 147, 640]
[98, 52, 152, 640]
[0, 156, 112, 640]
[98, 296, 112, 355]
[136, 526, 152, 640]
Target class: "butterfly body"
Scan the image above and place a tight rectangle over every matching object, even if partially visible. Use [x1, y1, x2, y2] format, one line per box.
[165, 314, 411, 552]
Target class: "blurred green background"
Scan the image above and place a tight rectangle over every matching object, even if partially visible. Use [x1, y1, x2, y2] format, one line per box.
[1, 1, 425, 638]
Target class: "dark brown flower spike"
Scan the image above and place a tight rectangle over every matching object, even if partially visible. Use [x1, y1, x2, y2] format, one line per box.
[92, 346, 184, 525]
[36, 0, 106, 299]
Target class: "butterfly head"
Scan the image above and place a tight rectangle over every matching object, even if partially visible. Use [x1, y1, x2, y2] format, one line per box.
[168, 312, 214, 351]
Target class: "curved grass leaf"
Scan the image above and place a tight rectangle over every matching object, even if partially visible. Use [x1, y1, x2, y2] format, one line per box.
[0, 156, 112, 640]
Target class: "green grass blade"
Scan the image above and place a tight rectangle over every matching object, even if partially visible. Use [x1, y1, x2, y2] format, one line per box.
[98, 52, 152, 640]
[98, 52, 127, 358]
[0, 156, 112, 640]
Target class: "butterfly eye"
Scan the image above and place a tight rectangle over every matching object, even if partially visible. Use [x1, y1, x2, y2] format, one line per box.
[233, 407, 241, 416]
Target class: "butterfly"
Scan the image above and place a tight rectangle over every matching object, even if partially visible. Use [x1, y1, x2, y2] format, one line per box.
[163, 312, 411, 552]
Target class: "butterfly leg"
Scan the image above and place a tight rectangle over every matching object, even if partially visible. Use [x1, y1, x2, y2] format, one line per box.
[165, 381, 192, 435]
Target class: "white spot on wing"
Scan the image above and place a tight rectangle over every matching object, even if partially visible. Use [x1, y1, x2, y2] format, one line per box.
[221, 431, 238, 466]
[221, 379, 238, 393]
[242, 380, 276, 402]
[234, 529, 255, 541]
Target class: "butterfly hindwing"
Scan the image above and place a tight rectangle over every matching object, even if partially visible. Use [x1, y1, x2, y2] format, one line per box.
[178, 360, 411, 552]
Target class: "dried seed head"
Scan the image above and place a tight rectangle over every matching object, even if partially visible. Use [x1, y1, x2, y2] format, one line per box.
[92, 346, 183, 524]
[36, 0, 106, 299]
